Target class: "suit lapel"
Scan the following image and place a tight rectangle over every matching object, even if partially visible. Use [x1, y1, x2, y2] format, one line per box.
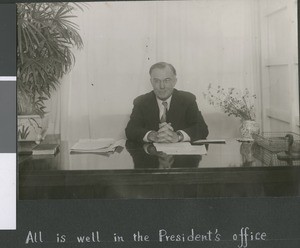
[146, 91, 160, 130]
[167, 89, 184, 129]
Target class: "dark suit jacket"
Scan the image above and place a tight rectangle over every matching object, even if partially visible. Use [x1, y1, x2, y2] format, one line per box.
[125, 89, 208, 142]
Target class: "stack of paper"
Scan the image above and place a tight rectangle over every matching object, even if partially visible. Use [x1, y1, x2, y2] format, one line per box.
[70, 138, 126, 153]
[153, 142, 207, 155]
[32, 144, 59, 155]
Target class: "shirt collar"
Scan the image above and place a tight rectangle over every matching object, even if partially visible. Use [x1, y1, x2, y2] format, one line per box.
[156, 95, 172, 110]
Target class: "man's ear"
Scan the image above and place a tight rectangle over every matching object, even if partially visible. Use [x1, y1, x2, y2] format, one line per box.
[173, 77, 177, 86]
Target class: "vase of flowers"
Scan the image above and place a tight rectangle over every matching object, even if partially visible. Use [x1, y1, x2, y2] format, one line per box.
[240, 120, 260, 139]
[203, 84, 260, 139]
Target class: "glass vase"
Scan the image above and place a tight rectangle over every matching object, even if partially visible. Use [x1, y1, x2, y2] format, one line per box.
[240, 120, 260, 139]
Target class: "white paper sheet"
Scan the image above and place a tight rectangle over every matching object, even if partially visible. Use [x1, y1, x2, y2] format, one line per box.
[153, 142, 207, 155]
[70, 139, 126, 153]
[71, 138, 115, 151]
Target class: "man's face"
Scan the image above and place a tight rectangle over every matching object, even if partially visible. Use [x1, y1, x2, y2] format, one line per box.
[150, 66, 177, 100]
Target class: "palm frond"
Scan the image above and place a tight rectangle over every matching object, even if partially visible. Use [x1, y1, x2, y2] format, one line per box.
[17, 2, 85, 116]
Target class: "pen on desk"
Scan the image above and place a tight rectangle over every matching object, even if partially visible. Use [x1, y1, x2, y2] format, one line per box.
[192, 139, 226, 145]
[236, 138, 254, 143]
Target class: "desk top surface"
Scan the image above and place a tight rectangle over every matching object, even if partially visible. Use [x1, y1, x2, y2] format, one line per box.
[18, 136, 299, 172]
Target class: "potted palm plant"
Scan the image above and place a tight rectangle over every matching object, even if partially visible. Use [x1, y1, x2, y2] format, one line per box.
[17, 3, 84, 143]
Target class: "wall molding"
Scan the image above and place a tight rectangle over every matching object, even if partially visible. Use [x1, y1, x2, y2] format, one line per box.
[266, 108, 291, 123]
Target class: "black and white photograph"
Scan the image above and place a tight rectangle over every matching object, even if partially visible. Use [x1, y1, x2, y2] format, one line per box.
[17, 0, 300, 200]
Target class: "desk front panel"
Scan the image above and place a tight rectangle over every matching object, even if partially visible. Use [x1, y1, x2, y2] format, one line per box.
[19, 139, 300, 199]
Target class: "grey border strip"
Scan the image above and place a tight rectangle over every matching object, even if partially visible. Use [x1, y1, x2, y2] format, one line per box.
[0, 76, 16, 81]
[0, 153, 16, 230]
[0, 81, 16, 153]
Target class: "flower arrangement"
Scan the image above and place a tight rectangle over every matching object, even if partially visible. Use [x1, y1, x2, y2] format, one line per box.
[203, 84, 257, 121]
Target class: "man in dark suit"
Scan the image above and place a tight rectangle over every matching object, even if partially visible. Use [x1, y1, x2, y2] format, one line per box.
[125, 62, 208, 143]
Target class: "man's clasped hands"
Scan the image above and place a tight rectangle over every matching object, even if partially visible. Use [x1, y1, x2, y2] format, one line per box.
[148, 122, 180, 143]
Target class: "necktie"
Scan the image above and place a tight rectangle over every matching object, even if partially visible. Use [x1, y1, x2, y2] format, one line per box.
[160, 101, 168, 123]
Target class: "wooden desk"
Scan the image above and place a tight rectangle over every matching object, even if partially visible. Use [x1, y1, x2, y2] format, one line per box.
[18, 136, 300, 199]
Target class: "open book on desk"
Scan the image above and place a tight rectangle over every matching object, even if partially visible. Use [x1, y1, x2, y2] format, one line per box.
[153, 142, 207, 155]
[70, 138, 126, 154]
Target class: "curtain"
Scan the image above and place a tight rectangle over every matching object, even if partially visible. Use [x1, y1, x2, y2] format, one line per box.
[47, 0, 260, 141]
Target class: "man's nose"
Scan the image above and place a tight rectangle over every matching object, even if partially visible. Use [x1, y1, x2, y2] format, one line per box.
[159, 81, 165, 89]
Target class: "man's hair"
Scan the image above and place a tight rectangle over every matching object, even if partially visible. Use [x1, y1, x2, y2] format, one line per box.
[149, 62, 177, 76]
